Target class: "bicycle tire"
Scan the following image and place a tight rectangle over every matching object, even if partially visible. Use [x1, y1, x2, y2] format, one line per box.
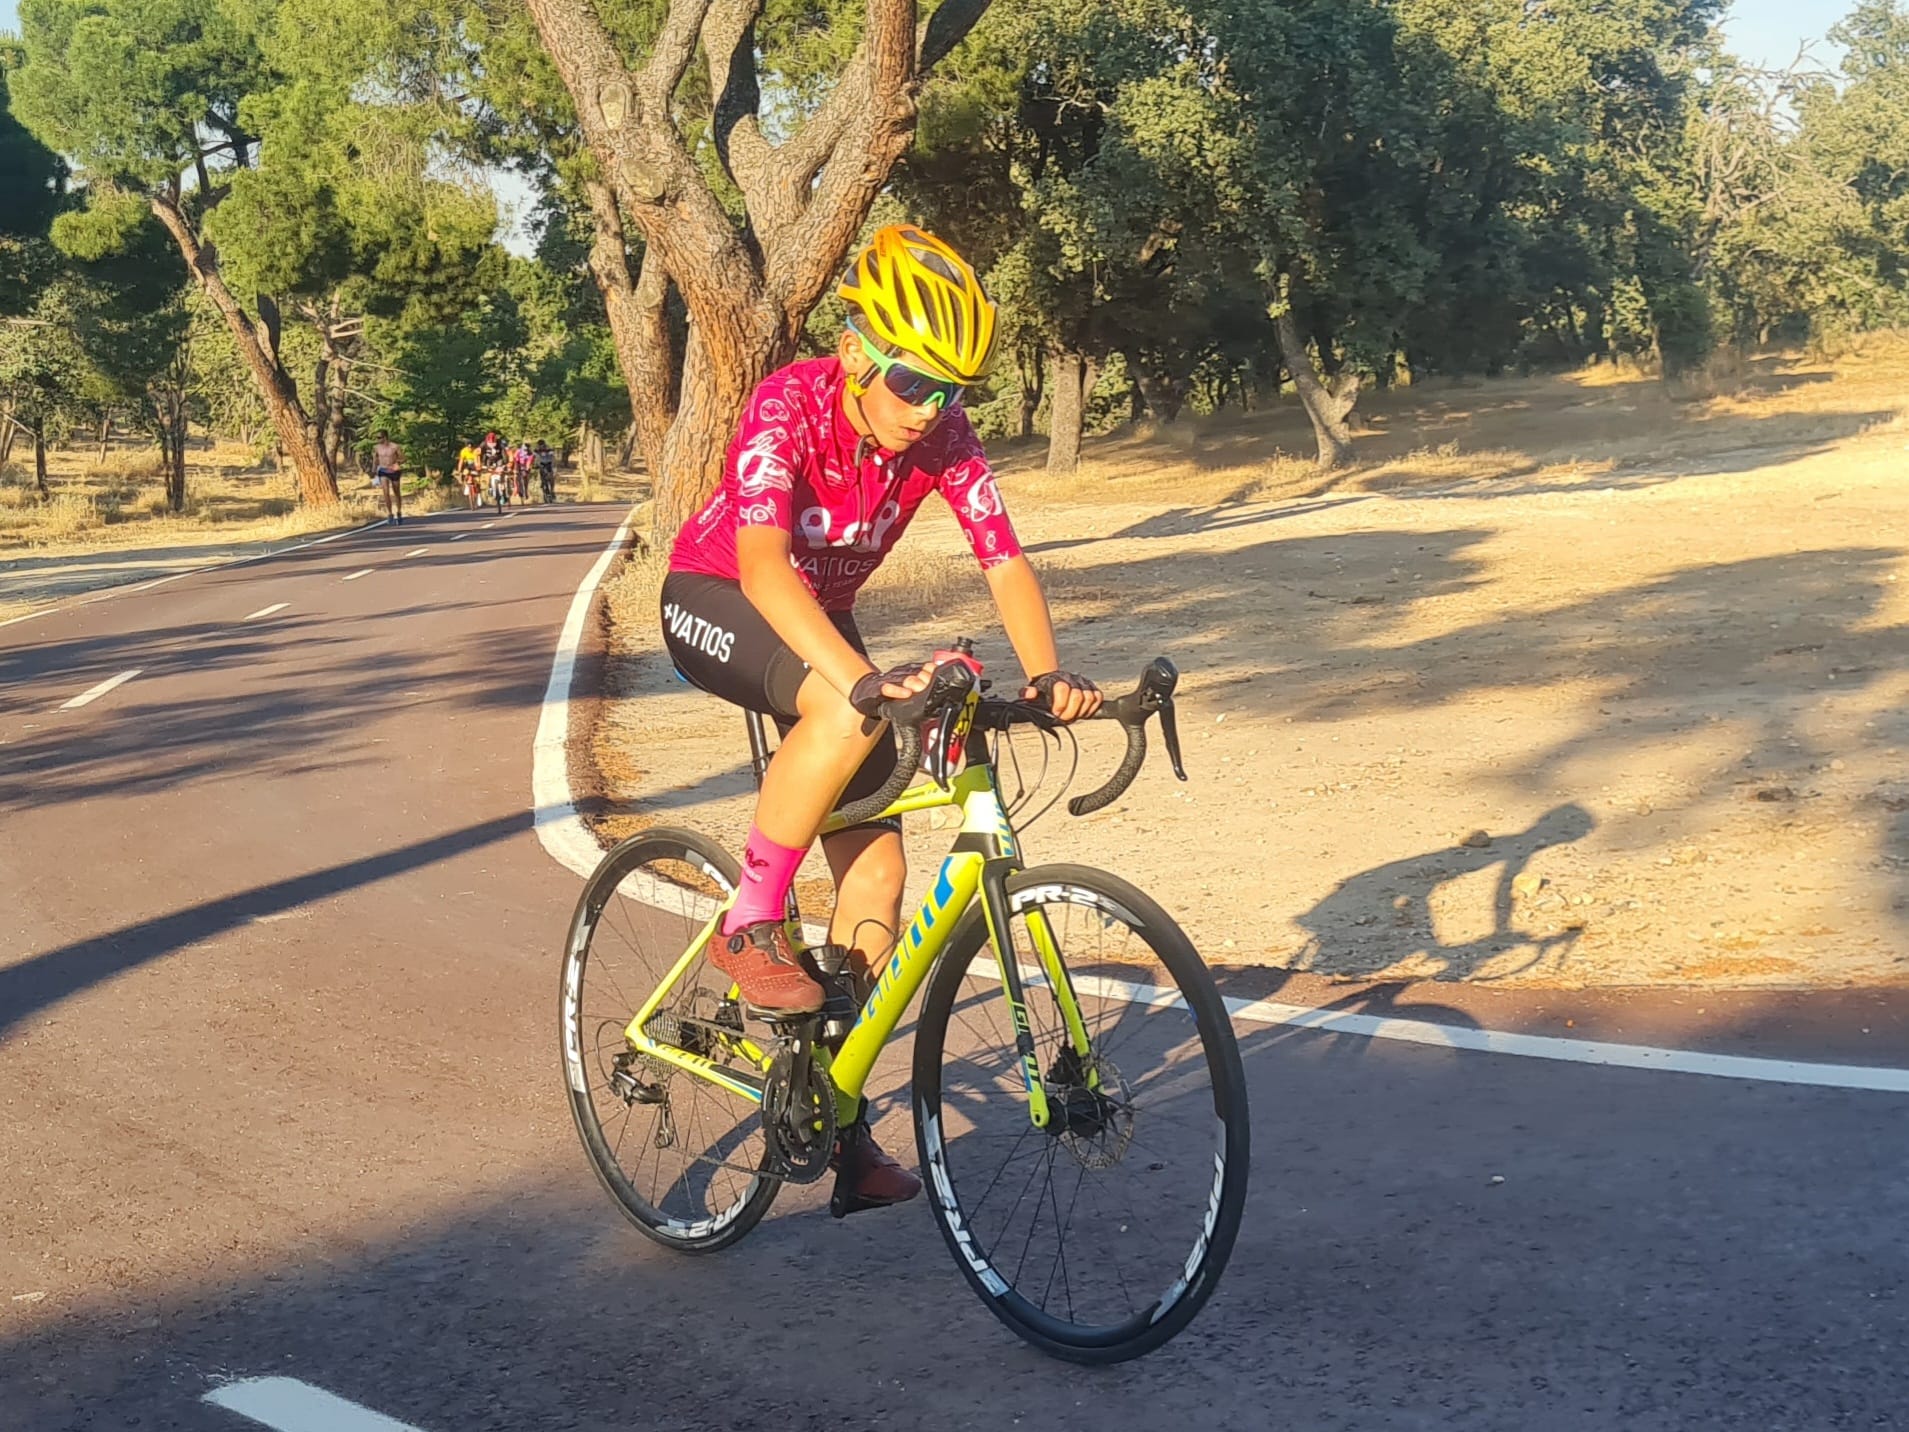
[561, 827, 780, 1253]
[912, 863, 1250, 1363]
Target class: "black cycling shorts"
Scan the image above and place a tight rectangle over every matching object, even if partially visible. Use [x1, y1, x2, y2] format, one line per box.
[659, 571, 900, 828]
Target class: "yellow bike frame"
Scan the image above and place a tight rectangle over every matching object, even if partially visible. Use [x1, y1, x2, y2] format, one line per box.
[620, 737, 1094, 1131]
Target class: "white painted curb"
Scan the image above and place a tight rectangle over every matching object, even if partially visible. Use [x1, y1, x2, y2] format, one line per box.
[532, 509, 635, 880]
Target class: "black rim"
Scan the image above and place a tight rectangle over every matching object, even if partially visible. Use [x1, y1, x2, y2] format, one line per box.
[565, 833, 774, 1245]
[919, 874, 1245, 1353]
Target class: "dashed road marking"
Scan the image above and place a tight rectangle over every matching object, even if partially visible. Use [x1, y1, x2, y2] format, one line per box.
[59, 669, 142, 710]
[342, 569, 374, 582]
[451, 533, 469, 541]
[203, 1377, 426, 1431]
[402, 547, 428, 558]
[243, 603, 288, 622]
[480, 521, 496, 529]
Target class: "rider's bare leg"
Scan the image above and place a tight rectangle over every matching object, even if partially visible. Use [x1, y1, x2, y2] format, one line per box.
[820, 825, 906, 979]
[751, 670, 887, 848]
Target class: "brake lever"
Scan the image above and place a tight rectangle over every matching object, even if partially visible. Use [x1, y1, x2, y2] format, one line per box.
[929, 701, 963, 787]
[1158, 696, 1187, 781]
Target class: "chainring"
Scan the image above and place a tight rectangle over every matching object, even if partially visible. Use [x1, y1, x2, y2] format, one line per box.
[762, 1049, 838, 1185]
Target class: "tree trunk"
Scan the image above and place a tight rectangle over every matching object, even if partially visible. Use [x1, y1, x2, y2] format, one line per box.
[1046, 349, 1088, 474]
[159, 397, 188, 512]
[96, 414, 111, 464]
[33, 426, 49, 498]
[148, 194, 337, 505]
[1273, 304, 1360, 469]
[1016, 348, 1043, 439]
[524, 0, 995, 542]
[0, 406, 15, 467]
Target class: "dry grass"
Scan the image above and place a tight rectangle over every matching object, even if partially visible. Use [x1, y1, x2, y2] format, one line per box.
[0, 434, 384, 553]
[992, 345, 1909, 512]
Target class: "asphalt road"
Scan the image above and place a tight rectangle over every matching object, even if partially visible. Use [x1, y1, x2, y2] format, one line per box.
[3, 503, 1908, 1431]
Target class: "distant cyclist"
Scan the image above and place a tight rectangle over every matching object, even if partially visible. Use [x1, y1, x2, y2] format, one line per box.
[512, 441, 535, 502]
[662, 224, 1101, 1211]
[455, 440, 483, 509]
[371, 430, 405, 525]
[534, 440, 556, 502]
[478, 430, 509, 509]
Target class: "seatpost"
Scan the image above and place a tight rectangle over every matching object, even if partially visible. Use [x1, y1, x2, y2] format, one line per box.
[744, 710, 774, 789]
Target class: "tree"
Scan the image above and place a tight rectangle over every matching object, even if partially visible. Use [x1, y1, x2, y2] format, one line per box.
[12, 0, 339, 502]
[520, 0, 998, 532]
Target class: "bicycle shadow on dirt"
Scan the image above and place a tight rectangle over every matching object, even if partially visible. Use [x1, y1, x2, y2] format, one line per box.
[1286, 804, 1596, 982]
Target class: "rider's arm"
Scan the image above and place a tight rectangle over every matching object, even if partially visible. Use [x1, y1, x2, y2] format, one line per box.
[735, 526, 876, 699]
[984, 557, 1101, 721]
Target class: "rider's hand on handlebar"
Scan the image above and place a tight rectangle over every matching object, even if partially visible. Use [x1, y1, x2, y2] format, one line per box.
[849, 660, 937, 719]
[1024, 670, 1103, 723]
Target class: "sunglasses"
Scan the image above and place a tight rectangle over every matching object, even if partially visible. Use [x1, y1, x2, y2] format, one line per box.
[853, 330, 964, 413]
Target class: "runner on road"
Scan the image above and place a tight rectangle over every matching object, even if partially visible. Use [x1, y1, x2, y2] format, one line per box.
[372, 430, 405, 526]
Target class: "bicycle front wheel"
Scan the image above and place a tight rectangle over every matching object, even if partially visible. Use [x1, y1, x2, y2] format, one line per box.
[913, 863, 1250, 1363]
[561, 827, 780, 1253]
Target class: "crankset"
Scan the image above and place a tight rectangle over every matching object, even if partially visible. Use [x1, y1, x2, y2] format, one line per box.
[760, 1023, 838, 1185]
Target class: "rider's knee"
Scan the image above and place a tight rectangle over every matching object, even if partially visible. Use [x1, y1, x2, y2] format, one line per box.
[837, 833, 907, 908]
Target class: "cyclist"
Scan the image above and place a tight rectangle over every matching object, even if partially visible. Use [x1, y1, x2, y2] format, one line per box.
[371, 430, 405, 525]
[512, 440, 535, 502]
[661, 224, 1102, 1211]
[534, 440, 556, 502]
[479, 430, 509, 508]
[455, 439, 483, 509]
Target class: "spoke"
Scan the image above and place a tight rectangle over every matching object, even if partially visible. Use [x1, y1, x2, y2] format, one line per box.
[1010, 1142, 1061, 1287]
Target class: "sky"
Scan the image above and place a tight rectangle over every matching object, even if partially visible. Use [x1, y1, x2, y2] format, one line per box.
[0, 0, 1854, 255]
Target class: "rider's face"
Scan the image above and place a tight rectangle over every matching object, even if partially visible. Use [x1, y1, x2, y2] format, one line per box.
[837, 331, 946, 453]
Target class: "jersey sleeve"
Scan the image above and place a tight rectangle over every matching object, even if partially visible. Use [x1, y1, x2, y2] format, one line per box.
[728, 375, 812, 534]
[934, 411, 1023, 570]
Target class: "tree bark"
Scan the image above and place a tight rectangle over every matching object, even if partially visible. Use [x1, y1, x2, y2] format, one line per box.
[1133, 367, 1182, 423]
[149, 194, 337, 504]
[0, 405, 16, 467]
[583, 178, 675, 478]
[96, 414, 111, 464]
[526, 0, 995, 537]
[1273, 305, 1360, 469]
[1046, 349, 1087, 473]
[1016, 347, 1043, 440]
[33, 425, 49, 497]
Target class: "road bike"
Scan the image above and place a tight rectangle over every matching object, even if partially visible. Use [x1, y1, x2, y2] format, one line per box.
[539, 465, 557, 504]
[560, 649, 1249, 1363]
[486, 465, 510, 513]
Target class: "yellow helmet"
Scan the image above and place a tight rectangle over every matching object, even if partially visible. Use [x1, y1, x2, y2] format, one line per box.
[837, 224, 999, 385]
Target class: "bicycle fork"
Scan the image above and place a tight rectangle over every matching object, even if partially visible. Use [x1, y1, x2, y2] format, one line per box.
[978, 860, 1099, 1132]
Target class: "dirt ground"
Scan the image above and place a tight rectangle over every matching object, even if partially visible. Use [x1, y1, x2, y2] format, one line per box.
[592, 349, 1909, 989]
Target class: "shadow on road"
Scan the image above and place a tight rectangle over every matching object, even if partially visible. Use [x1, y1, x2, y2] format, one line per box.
[0, 813, 529, 1043]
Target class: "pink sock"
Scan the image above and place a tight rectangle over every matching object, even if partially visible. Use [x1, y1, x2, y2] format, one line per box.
[722, 826, 807, 935]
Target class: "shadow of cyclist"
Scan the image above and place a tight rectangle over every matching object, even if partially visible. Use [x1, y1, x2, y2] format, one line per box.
[1290, 802, 1596, 983]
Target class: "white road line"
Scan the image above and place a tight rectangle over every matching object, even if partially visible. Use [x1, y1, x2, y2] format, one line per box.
[480, 521, 496, 529]
[403, 547, 428, 558]
[342, 568, 374, 582]
[243, 603, 288, 622]
[451, 533, 469, 541]
[203, 1378, 426, 1432]
[58, 669, 141, 710]
[970, 958, 1909, 1096]
[525, 510, 1909, 1096]
[0, 519, 389, 635]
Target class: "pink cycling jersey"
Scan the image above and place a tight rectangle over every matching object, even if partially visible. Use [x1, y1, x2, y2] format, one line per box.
[669, 357, 1023, 611]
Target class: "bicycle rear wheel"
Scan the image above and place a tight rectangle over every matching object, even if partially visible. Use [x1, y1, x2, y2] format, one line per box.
[912, 863, 1250, 1363]
[561, 827, 779, 1253]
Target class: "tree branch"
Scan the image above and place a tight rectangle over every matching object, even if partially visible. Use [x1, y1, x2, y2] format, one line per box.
[635, 0, 716, 116]
[705, 0, 778, 220]
[919, 0, 991, 72]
